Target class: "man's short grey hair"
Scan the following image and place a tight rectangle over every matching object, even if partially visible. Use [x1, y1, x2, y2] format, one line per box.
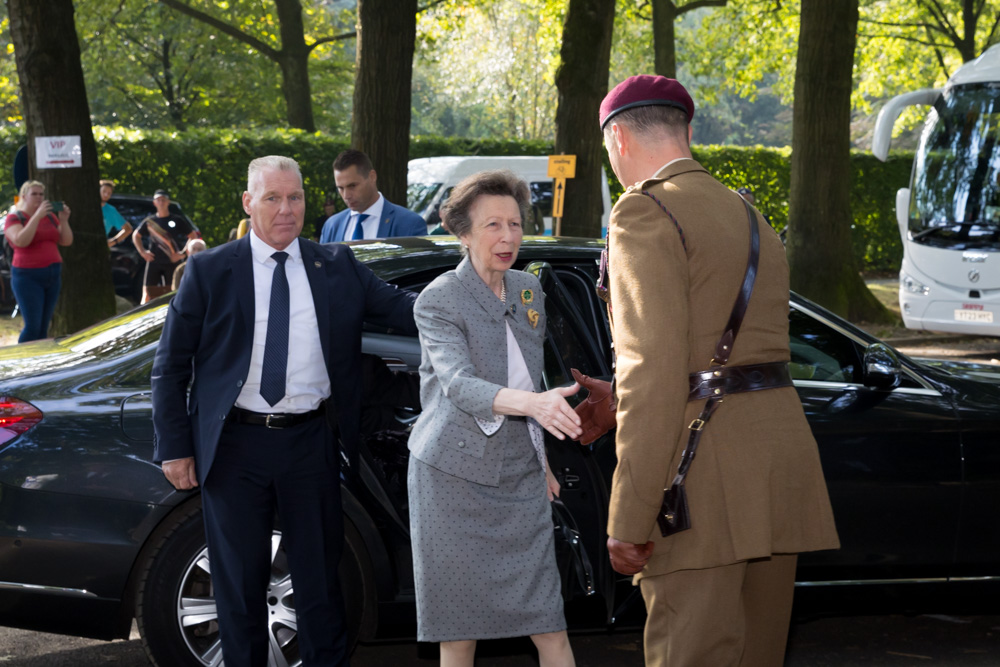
[603, 105, 689, 149]
[247, 156, 302, 197]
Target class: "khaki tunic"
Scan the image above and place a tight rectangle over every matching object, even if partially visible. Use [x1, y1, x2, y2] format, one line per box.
[606, 159, 840, 578]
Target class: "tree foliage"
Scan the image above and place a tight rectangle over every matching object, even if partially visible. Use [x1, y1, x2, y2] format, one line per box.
[413, 0, 565, 139]
[157, 0, 357, 131]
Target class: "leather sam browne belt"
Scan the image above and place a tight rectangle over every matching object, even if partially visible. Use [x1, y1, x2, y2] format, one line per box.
[229, 406, 324, 429]
[688, 361, 792, 401]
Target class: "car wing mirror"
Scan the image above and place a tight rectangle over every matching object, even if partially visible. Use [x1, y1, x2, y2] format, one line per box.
[863, 342, 902, 390]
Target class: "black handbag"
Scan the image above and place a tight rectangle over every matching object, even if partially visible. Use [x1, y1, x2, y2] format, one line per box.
[655, 197, 760, 538]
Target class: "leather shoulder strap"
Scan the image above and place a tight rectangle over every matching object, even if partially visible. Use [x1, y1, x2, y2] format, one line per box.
[712, 198, 761, 366]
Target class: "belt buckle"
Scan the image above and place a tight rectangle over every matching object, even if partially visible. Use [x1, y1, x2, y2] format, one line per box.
[265, 414, 284, 429]
[688, 418, 706, 431]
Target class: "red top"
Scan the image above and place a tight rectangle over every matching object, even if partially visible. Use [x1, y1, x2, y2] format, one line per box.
[4, 212, 63, 269]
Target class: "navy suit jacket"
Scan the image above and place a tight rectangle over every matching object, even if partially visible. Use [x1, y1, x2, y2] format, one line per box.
[150, 235, 417, 485]
[319, 199, 427, 243]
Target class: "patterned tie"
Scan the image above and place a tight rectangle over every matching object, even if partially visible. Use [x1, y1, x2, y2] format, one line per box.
[351, 213, 370, 240]
[259, 251, 289, 406]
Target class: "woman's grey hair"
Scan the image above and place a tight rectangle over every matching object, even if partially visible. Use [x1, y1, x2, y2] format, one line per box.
[442, 169, 531, 243]
[17, 180, 44, 208]
[247, 156, 301, 197]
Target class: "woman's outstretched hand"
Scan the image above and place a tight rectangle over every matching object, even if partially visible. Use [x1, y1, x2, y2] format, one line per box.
[530, 383, 582, 441]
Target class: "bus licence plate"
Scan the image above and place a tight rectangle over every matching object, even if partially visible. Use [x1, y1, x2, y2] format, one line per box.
[954, 309, 994, 322]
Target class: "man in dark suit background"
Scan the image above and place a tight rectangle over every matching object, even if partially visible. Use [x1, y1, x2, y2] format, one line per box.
[151, 155, 416, 666]
[319, 149, 427, 243]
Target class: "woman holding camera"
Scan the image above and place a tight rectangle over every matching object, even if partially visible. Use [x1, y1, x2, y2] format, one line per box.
[4, 180, 73, 342]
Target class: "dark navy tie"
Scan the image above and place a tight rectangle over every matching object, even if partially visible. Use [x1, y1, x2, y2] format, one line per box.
[260, 251, 289, 406]
[351, 213, 369, 240]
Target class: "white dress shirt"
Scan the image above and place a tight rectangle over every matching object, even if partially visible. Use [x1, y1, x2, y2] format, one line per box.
[344, 193, 386, 240]
[234, 230, 330, 413]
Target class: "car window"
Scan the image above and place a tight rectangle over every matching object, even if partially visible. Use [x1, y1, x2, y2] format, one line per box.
[554, 266, 613, 371]
[407, 182, 442, 216]
[788, 307, 861, 382]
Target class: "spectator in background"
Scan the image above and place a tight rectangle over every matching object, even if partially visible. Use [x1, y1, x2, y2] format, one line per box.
[170, 238, 208, 291]
[4, 180, 73, 342]
[313, 196, 336, 240]
[100, 180, 131, 247]
[237, 217, 251, 239]
[319, 149, 427, 243]
[131, 189, 199, 303]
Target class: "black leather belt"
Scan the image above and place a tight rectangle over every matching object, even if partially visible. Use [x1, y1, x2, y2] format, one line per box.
[229, 406, 324, 429]
[688, 361, 793, 402]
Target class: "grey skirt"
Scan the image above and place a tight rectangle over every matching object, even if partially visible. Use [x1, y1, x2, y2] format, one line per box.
[407, 419, 566, 642]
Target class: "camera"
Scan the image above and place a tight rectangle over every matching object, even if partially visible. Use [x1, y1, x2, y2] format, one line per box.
[49, 201, 63, 212]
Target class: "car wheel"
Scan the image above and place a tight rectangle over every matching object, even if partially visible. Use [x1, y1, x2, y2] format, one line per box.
[136, 502, 374, 667]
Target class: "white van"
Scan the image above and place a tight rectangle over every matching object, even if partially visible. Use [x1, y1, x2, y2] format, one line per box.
[407, 156, 612, 236]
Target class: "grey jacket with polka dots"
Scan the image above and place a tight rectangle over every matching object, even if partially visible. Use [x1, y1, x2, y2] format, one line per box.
[408, 256, 546, 487]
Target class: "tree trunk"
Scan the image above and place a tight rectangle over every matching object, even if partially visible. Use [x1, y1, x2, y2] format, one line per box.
[652, 0, 678, 78]
[275, 0, 316, 132]
[787, 0, 892, 323]
[160, 0, 318, 132]
[554, 0, 616, 237]
[8, 0, 116, 335]
[352, 0, 417, 207]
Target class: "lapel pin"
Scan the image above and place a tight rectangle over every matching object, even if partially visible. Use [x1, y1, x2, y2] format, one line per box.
[314, 261, 322, 268]
[527, 309, 540, 329]
[521, 289, 533, 306]
[510, 304, 517, 315]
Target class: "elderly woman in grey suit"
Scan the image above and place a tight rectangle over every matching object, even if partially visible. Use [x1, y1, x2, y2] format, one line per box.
[408, 170, 582, 667]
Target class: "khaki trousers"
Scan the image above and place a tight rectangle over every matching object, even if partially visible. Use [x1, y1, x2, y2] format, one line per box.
[639, 554, 798, 667]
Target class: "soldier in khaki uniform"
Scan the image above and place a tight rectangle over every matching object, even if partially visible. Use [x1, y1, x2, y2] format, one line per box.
[598, 76, 839, 666]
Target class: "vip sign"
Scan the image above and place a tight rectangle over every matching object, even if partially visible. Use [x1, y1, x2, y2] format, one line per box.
[35, 136, 82, 169]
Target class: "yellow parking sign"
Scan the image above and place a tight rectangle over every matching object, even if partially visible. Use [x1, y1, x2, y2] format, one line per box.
[547, 155, 576, 179]
[548, 155, 576, 234]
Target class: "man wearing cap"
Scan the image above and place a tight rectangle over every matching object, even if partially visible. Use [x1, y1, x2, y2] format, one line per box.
[131, 188, 199, 302]
[319, 149, 427, 243]
[596, 75, 839, 666]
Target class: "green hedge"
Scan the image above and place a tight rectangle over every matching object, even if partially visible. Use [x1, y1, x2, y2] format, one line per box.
[0, 127, 914, 270]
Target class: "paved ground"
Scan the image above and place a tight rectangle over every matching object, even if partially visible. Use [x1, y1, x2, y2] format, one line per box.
[2, 612, 999, 665]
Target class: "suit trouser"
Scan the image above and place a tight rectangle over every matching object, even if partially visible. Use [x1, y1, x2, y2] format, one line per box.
[202, 416, 349, 667]
[639, 554, 798, 667]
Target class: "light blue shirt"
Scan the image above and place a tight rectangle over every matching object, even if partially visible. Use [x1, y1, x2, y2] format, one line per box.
[102, 202, 129, 236]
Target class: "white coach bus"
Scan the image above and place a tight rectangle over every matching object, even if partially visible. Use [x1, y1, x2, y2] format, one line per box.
[872, 44, 1000, 335]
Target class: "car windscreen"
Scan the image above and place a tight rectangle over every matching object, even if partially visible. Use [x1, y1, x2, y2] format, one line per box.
[406, 182, 442, 217]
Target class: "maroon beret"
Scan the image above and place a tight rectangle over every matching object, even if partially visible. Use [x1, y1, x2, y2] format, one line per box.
[599, 75, 695, 130]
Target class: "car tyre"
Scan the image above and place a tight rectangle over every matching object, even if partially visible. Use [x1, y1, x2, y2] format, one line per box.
[136, 500, 374, 667]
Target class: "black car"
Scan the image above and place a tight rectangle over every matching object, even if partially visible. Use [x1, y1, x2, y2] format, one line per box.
[0, 237, 999, 667]
[0, 195, 197, 309]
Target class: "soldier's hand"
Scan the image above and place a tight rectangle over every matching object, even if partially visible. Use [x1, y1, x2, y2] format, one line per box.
[607, 537, 654, 575]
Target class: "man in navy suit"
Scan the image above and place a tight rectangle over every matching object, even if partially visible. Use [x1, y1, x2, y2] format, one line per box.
[151, 155, 416, 666]
[319, 149, 427, 243]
